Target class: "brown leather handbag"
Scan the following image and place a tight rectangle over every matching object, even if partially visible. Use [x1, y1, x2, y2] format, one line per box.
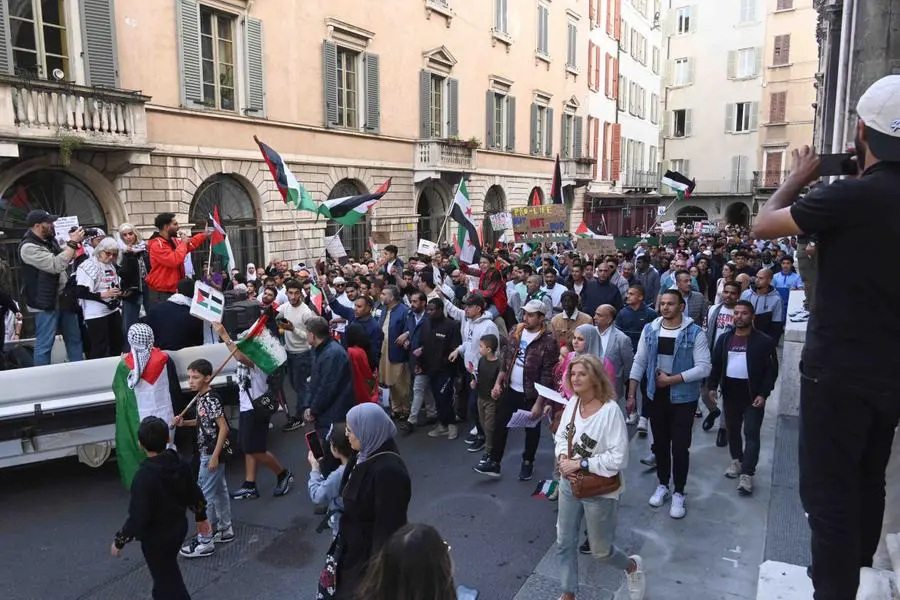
[565, 398, 621, 499]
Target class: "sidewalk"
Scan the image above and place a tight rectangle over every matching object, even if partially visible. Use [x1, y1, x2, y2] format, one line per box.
[514, 382, 780, 600]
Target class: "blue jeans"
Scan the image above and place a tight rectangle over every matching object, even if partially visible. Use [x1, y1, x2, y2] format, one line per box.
[33, 309, 83, 366]
[198, 454, 231, 534]
[287, 350, 313, 415]
[556, 479, 630, 593]
[121, 293, 150, 350]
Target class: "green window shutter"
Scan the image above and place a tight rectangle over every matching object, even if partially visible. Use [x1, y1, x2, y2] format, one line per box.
[506, 96, 516, 151]
[545, 107, 554, 157]
[573, 116, 583, 158]
[530, 103, 539, 155]
[176, 0, 202, 106]
[448, 77, 459, 137]
[322, 40, 338, 128]
[420, 70, 431, 139]
[81, 0, 119, 87]
[485, 90, 495, 148]
[0, 0, 12, 75]
[364, 52, 380, 133]
[244, 17, 265, 117]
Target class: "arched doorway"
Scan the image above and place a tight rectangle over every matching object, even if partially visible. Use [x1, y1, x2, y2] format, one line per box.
[416, 180, 448, 243]
[725, 202, 750, 227]
[190, 174, 262, 274]
[0, 169, 108, 335]
[528, 186, 545, 206]
[675, 205, 708, 224]
[482, 185, 506, 251]
[325, 179, 370, 260]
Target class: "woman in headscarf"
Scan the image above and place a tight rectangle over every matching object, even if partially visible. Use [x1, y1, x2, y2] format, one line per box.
[558, 324, 616, 400]
[117, 223, 151, 350]
[331, 403, 411, 600]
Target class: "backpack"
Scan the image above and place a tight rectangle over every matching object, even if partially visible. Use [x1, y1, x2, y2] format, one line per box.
[222, 299, 261, 338]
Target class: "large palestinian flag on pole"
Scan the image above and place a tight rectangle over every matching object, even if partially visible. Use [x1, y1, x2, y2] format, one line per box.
[236, 314, 288, 374]
[209, 206, 235, 269]
[113, 350, 175, 489]
[449, 180, 481, 264]
[575, 221, 602, 239]
[318, 178, 391, 226]
[661, 170, 696, 201]
[254, 136, 317, 213]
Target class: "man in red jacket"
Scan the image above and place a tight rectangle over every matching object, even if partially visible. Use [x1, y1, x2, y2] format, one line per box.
[145, 213, 207, 305]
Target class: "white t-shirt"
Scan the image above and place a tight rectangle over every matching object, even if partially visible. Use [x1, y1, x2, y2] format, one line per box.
[542, 284, 567, 309]
[238, 364, 269, 411]
[510, 329, 540, 392]
[278, 301, 314, 353]
[713, 306, 735, 344]
[75, 259, 120, 320]
[725, 335, 750, 380]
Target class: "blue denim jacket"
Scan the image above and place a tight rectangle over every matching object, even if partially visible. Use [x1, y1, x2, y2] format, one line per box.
[634, 317, 711, 404]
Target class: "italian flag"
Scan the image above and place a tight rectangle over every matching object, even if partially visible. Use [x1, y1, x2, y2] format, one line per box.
[575, 221, 602, 239]
[209, 206, 235, 269]
[236, 314, 288, 374]
[113, 350, 175, 489]
[449, 180, 481, 264]
[254, 136, 317, 213]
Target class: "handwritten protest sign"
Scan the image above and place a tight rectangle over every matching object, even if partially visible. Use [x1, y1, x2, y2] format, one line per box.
[416, 239, 439, 256]
[324, 234, 347, 258]
[511, 205, 568, 243]
[53, 216, 79, 245]
[489, 211, 512, 232]
[575, 236, 617, 256]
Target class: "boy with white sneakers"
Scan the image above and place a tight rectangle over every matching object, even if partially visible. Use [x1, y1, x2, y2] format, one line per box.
[627, 290, 711, 519]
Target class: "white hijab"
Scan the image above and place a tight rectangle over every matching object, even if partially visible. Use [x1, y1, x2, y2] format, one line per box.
[246, 263, 258, 282]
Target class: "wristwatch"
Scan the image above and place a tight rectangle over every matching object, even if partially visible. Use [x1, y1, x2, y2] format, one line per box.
[580, 459, 589, 470]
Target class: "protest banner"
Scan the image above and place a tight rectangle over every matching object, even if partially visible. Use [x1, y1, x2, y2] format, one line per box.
[416, 238, 439, 256]
[511, 205, 568, 243]
[189, 281, 225, 323]
[324, 234, 347, 258]
[53, 216, 79, 245]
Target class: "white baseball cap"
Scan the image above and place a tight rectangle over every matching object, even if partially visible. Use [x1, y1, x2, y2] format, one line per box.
[857, 75, 900, 162]
[523, 299, 546, 315]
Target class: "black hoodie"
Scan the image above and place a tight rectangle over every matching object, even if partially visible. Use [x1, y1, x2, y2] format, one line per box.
[114, 449, 207, 549]
[415, 314, 461, 377]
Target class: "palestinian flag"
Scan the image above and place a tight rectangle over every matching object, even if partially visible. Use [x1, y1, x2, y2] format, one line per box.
[449, 180, 481, 264]
[532, 479, 559, 499]
[308, 284, 324, 315]
[209, 206, 235, 269]
[661, 170, 696, 201]
[254, 136, 317, 213]
[550, 154, 563, 204]
[235, 314, 288, 374]
[318, 178, 391, 226]
[575, 222, 602, 239]
[369, 237, 379, 255]
[194, 285, 224, 317]
[113, 350, 175, 488]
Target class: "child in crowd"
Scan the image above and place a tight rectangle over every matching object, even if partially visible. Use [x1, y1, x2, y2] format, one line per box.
[307, 423, 354, 537]
[173, 359, 234, 558]
[472, 334, 501, 465]
[111, 416, 210, 600]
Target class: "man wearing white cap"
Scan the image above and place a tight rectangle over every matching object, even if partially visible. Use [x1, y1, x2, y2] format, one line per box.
[753, 75, 900, 600]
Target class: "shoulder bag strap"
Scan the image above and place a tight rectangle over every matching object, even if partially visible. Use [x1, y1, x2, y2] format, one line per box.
[566, 397, 581, 460]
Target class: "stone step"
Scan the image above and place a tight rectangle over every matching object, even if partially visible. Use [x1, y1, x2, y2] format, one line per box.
[757, 560, 897, 600]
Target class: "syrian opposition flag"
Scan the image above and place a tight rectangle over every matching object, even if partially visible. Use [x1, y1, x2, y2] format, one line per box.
[661, 170, 696, 200]
[254, 136, 317, 213]
[550, 154, 563, 204]
[318, 178, 390, 226]
[209, 206, 235, 269]
[235, 314, 288, 374]
[449, 180, 481, 264]
[113, 350, 175, 488]
[575, 221, 602, 239]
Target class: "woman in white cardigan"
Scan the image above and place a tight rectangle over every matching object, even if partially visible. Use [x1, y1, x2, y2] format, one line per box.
[554, 354, 645, 600]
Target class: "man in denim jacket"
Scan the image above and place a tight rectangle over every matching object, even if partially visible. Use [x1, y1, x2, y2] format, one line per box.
[627, 289, 711, 520]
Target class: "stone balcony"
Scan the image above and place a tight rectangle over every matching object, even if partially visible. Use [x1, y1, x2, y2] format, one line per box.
[414, 139, 477, 183]
[560, 157, 593, 185]
[0, 75, 151, 160]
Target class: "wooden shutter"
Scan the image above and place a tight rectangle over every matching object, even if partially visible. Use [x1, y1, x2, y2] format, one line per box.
[684, 109, 693, 136]
[604, 53, 611, 96]
[727, 51, 737, 79]
[687, 58, 695, 85]
[177, 0, 202, 106]
[574, 115, 583, 159]
[754, 46, 763, 76]
[420, 70, 432, 139]
[448, 77, 459, 137]
[614, 0, 622, 40]
[773, 34, 791, 65]
[595, 46, 602, 91]
[322, 41, 339, 127]
[689, 4, 697, 32]
[0, 0, 11, 75]
[749, 101, 759, 131]
[530, 103, 539, 155]
[730, 156, 741, 189]
[507, 96, 516, 151]
[610, 122, 622, 180]
[545, 108, 554, 157]
[588, 42, 595, 90]
[589, 0, 596, 28]
[81, 0, 119, 87]
[777, 0, 793, 10]
[781, 34, 791, 64]
[364, 53, 380, 133]
[612, 59, 620, 99]
[245, 17, 265, 117]
[601, 121, 609, 179]
[770, 91, 787, 123]
[485, 90, 495, 148]
[725, 103, 735, 133]
[606, 0, 613, 35]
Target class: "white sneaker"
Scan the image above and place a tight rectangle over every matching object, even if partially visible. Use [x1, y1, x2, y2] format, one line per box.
[626, 554, 646, 600]
[669, 493, 686, 519]
[179, 536, 214, 558]
[648, 484, 670, 507]
[625, 412, 639, 426]
[428, 425, 449, 438]
[636, 416, 648, 436]
[737, 474, 753, 496]
[447, 424, 459, 440]
[724, 459, 741, 479]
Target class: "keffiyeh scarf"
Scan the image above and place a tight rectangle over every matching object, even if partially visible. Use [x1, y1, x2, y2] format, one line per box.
[126, 323, 155, 389]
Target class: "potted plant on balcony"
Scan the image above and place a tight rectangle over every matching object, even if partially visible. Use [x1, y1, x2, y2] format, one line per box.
[464, 136, 481, 150]
[58, 135, 82, 166]
[574, 155, 595, 165]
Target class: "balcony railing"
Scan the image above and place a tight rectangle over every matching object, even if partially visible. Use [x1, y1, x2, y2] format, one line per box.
[755, 170, 790, 189]
[661, 179, 755, 195]
[0, 76, 149, 147]
[621, 170, 658, 189]
[414, 139, 477, 174]
[560, 157, 593, 182]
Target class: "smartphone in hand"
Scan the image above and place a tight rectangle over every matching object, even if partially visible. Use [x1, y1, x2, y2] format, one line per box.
[819, 152, 857, 177]
[306, 430, 325, 461]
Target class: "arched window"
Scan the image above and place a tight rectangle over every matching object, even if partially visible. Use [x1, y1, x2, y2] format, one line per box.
[481, 185, 506, 251]
[675, 205, 708, 224]
[0, 170, 107, 335]
[190, 174, 261, 274]
[325, 179, 370, 260]
[528, 186, 544, 206]
[416, 180, 448, 243]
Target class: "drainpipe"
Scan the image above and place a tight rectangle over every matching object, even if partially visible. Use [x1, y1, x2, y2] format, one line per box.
[839, 0, 858, 149]
[830, 0, 854, 155]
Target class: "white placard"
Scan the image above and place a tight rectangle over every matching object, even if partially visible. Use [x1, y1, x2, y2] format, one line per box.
[324, 234, 347, 258]
[657, 206, 666, 217]
[507, 409, 543, 429]
[417, 238, 439, 256]
[53, 216, 80, 245]
[660, 220, 676, 233]
[489, 211, 513, 232]
[534, 383, 567, 406]
[189, 281, 225, 323]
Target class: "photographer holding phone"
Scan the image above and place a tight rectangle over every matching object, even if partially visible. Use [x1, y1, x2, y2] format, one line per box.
[307, 424, 354, 538]
[753, 75, 900, 600]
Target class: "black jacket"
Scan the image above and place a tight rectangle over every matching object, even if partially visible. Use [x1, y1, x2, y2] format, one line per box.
[114, 449, 207, 549]
[415, 314, 461, 376]
[309, 338, 355, 427]
[336, 439, 410, 599]
[579, 279, 623, 316]
[142, 301, 204, 351]
[18, 231, 65, 311]
[119, 248, 151, 294]
[708, 328, 779, 400]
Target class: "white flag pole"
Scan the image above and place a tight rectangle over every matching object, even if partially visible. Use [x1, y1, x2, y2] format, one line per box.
[437, 181, 460, 245]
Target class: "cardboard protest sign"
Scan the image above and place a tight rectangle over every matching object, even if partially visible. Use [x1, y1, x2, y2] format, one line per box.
[324, 234, 347, 258]
[190, 281, 225, 323]
[575, 236, 617, 256]
[371, 231, 391, 244]
[511, 205, 568, 243]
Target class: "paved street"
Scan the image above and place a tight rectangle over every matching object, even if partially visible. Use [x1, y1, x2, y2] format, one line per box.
[0, 391, 777, 600]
